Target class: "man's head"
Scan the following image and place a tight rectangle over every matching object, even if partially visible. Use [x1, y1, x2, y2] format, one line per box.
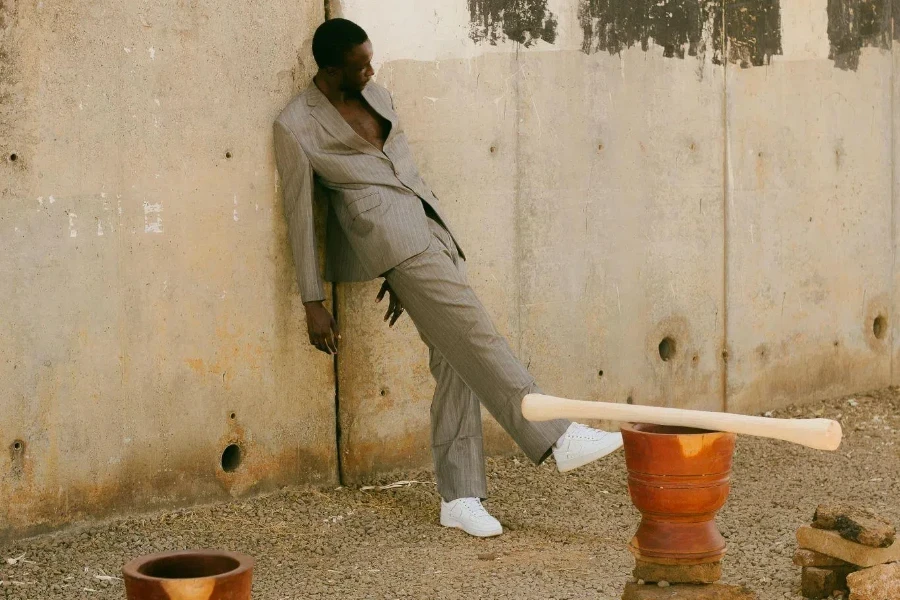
[312, 18, 374, 93]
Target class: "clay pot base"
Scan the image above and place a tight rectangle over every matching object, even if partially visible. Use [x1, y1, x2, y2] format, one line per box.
[123, 550, 254, 600]
[622, 423, 737, 567]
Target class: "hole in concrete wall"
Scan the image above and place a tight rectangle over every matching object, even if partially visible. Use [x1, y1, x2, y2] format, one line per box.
[9, 153, 18, 162]
[229, 412, 236, 420]
[597, 370, 604, 377]
[490, 146, 497, 153]
[221, 444, 242, 472]
[873, 315, 887, 340]
[658, 337, 677, 362]
[380, 389, 387, 397]
[225, 151, 232, 159]
[598, 143, 604, 151]
[626, 396, 634, 405]
[9, 440, 25, 477]
[692, 354, 699, 364]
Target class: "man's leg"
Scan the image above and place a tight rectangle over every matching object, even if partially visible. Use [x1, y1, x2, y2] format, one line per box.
[424, 339, 488, 501]
[386, 224, 570, 466]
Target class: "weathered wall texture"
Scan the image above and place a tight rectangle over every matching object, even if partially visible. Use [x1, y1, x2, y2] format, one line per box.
[894, 17, 900, 385]
[0, 0, 336, 541]
[725, 52, 893, 414]
[332, 0, 899, 482]
[2, 0, 898, 537]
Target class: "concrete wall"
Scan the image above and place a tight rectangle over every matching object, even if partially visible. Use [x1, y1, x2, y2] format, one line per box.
[332, 0, 899, 481]
[0, 0, 336, 540]
[1, 0, 897, 537]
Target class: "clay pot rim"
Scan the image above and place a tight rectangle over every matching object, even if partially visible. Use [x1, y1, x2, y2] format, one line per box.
[122, 549, 254, 582]
[621, 422, 723, 436]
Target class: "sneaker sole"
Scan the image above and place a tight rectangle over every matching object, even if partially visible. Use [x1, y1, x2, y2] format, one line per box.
[440, 515, 503, 538]
[555, 438, 624, 473]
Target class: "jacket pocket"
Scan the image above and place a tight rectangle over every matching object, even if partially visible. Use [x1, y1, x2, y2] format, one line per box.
[346, 191, 383, 221]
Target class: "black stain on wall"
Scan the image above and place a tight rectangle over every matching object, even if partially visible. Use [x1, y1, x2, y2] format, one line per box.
[578, 0, 717, 59]
[716, 0, 783, 68]
[468, 0, 558, 47]
[576, 0, 783, 68]
[826, 0, 891, 70]
[895, 0, 900, 39]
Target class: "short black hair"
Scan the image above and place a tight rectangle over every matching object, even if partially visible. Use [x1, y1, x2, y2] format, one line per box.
[312, 18, 369, 69]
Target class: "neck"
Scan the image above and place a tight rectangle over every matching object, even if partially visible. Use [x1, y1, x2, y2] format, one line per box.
[314, 72, 353, 105]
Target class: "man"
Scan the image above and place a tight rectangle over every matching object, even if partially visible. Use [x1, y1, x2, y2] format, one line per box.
[273, 18, 623, 538]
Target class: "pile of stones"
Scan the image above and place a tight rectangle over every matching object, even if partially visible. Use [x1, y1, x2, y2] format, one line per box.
[794, 503, 899, 599]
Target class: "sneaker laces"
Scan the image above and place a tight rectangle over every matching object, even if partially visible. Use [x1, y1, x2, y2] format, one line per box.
[459, 498, 491, 519]
[566, 423, 609, 441]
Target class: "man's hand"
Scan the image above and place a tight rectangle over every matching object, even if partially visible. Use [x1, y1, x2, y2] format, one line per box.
[376, 281, 405, 327]
[304, 301, 340, 355]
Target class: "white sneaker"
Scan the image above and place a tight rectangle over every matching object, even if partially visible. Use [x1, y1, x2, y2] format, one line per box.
[440, 497, 503, 538]
[552, 422, 623, 473]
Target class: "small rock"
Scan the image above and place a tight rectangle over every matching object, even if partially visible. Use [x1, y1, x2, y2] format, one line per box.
[802, 567, 839, 600]
[835, 515, 896, 549]
[657, 580, 670, 587]
[634, 560, 721, 584]
[801, 566, 856, 599]
[797, 527, 900, 568]
[811, 504, 896, 548]
[794, 549, 852, 568]
[846, 563, 900, 600]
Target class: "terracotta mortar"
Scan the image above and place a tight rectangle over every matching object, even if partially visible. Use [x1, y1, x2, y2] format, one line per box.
[621, 422, 736, 565]
[123, 550, 254, 600]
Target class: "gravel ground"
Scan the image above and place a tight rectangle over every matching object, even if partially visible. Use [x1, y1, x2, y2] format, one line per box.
[1, 388, 898, 600]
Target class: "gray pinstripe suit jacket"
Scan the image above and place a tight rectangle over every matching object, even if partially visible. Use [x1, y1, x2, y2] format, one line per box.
[273, 80, 465, 303]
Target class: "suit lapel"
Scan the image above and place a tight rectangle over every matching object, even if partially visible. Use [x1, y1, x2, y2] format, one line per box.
[362, 85, 400, 146]
[307, 81, 384, 158]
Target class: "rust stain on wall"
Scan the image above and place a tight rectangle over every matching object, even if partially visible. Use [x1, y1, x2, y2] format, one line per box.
[0, 0, 22, 177]
[577, 0, 783, 68]
[728, 341, 889, 415]
[1, 437, 335, 542]
[827, 0, 892, 70]
[468, 0, 558, 47]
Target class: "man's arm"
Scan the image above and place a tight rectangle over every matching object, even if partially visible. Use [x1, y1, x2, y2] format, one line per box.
[273, 119, 326, 304]
[273, 119, 340, 354]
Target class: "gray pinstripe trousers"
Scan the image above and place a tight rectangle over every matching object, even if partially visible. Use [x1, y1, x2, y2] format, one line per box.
[384, 218, 571, 501]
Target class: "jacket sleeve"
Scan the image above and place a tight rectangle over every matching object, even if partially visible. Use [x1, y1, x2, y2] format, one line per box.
[273, 119, 326, 303]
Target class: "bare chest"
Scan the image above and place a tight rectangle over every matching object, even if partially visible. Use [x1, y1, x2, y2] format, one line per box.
[338, 99, 392, 152]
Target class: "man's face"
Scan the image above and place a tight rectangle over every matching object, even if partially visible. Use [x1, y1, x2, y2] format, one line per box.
[338, 39, 375, 92]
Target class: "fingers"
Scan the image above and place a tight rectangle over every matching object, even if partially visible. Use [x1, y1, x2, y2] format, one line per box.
[385, 294, 396, 323]
[324, 331, 338, 354]
[310, 334, 336, 355]
[376, 281, 388, 303]
[389, 301, 405, 327]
